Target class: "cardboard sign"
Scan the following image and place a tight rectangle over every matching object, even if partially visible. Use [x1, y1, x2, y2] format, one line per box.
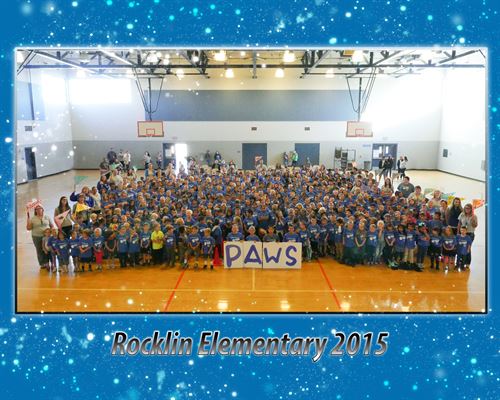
[26, 199, 42, 212]
[262, 242, 302, 269]
[54, 210, 70, 230]
[224, 242, 302, 269]
[242, 241, 264, 269]
[224, 242, 245, 269]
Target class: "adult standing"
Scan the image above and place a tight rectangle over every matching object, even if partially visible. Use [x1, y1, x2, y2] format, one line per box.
[118, 149, 125, 169]
[291, 150, 298, 167]
[26, 205, 53, 270]
[54, 196, 73, 238]
[156, 151, 163, 169]
[144, 151, 151, 169]
[383, 156, 394, 180]
[204, 150, 212, 166]
[123, 150, 131, 172]
[397, 156, 408, 179]
[99, 158, 110, 180]
[107, 148, 117, 164]
[458, 203, 478, 265]
[446, 197, 463, 235]
[283, 151, 289, 167]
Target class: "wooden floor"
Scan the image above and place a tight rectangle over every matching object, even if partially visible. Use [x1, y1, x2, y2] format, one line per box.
[16, 170, 486, 313]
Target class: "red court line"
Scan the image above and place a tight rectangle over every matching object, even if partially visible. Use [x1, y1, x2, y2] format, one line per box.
[317, 260, 342, 311]
[163, 269, 186, 312]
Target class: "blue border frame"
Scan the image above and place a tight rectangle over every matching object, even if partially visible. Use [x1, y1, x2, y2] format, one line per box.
[1, 1, 498, 398]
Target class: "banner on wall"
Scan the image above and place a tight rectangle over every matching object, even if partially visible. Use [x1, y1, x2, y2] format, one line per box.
[224, 242, 302, 269]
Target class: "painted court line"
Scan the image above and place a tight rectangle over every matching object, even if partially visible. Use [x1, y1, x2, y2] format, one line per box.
[317, 260, 342, 310]
[17, 287, 486, 294]
[163, 269, 186, 312]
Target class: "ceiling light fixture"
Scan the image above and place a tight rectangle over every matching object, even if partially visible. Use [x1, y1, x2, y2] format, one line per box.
[275, 68, 285, 78]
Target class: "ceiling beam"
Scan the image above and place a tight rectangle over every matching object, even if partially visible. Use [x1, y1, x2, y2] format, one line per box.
[301, 50, 330, 78]
[181, 50, 210, 78]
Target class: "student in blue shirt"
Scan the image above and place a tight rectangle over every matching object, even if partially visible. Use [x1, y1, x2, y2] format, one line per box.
[163, 225, 176, 268]
[383, 224, 396, 268]
[456, 226, 472, 271]
[318, 217, 329, 257]
[298, 221, 312, 262]
[283, 224, 300, 243]
[326, 215, 337, 257]
[226, 224, 244, 242]
[116, 226, 129, 268]
[394, 225, 406, 265]
[403, 223, 417, 269]
[366, 224, 378, 265]
[78, 229, 94, 272]
[128, 228, 141, 267]
[245, 226, 261, 242]
[354, 222, 367, 265]
[334, 218, 344, 261]
[416, 224, 430, 272]
[442, 226, 457, 271]
[69, 230, 80, 273]
[54, 231, 70, 273]
[93, 228, 105, 271]
[201, 228, 216, 270]
[428, 227, 442, 270]
[342, 221, 356, 267]
[140, 223, 152, 266]
[308, 217, 320, 259]
[186, 225, 201, 269]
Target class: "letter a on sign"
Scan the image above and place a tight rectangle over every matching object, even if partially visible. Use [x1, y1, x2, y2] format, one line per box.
[243, 242, 263, 268]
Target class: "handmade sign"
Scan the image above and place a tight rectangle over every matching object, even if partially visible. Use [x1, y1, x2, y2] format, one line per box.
[26, 199, 42, 212]
[54, 210, 70, 230]
[224, 242, 302, 269]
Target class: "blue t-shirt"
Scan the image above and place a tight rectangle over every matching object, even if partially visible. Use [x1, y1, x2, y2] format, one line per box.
[283, 232, 300, 242]
[456, 235, 472, 255]
[140, 231, 151, 248]
[308, 224, 320, 242]
[417, 234, 430, 248]
[227, 232, 244, 242]
[201, 236, 216, 254]
[93, 236, 105, 252]
[298, 230, 310, 245]
[334, 226, 344, 243]
[187, 233, 201, 248]
[129, 234, 140, 253]
[212, 226, 223, 244]
[343, 229, 355, 248]
[164, 234, 176, 248]
[430, 235, 442, 248]
[442, 235, 456, 251]
[367, 232, 378, 247]
[326, 223, 336, 242]
[395, 233, 406, 251]
[117, 233, 129, 253]
[69, 238, 80, 257]
[319, 225, 328, 241]
[384, 231, 395, 245]
[405, 232, 417, 249]
[79, 237, 93, 259]
[55, 239, 70, 259]
[246, 234, 261, 242]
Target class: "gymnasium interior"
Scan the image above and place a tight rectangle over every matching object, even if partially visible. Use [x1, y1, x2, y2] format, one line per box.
[15, 48, 486, 313]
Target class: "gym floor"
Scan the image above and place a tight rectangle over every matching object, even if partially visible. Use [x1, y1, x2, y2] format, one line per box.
[16, 170, 486, 313]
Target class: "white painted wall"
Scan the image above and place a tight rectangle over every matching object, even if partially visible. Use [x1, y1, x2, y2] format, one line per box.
[16, 69, 74, 182]
[438, 68, 486, 181]
[69, 73, 444, 169]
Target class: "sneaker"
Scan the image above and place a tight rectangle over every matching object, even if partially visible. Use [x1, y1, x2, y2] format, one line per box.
[210, 265, 214, 270]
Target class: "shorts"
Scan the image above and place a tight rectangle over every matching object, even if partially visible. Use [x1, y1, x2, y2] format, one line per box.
[442, 249, 456, 257]
[80, 257, 92, 263]
[202, 252, 213, 259]
[141, 247, 151, 254]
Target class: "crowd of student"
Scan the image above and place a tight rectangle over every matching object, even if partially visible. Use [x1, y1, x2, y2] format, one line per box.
[26, 158, 478, 274]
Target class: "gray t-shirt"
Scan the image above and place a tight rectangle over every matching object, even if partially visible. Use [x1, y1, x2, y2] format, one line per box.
[397, 182, 415, 198]
[30, 215, 51, 237]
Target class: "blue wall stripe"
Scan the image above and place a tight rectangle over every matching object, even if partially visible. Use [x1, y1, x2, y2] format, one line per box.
[149, 90, 357, 121]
